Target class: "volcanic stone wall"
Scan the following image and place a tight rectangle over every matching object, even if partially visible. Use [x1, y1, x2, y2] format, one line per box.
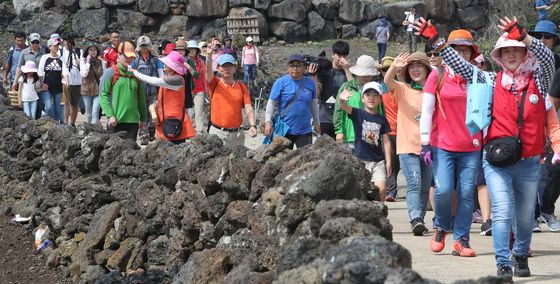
[0, 93, 432, 283]
[0, 0, 489, 43]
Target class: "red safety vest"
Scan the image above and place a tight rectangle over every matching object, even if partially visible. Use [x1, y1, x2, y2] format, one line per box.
[487, 72, 546, 158]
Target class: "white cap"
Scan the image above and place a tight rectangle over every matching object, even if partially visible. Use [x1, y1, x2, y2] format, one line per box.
[47, 38, 59, 47]
[361, 82, 383, 96]
[246, 36, 253, 42]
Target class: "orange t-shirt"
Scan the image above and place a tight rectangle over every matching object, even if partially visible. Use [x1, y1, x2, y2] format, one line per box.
[392, 81, 423, 155]
[382, 91, 398, 136]
[208, 77, 251, 129]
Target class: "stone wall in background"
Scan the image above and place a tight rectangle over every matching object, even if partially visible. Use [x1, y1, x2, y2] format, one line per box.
[0, 0, 489, 43]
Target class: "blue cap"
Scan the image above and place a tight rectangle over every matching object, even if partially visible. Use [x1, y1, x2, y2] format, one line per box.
[288, 54, 305, 63]
[529, 20, 558, 37]
[218, 54, 237, 66]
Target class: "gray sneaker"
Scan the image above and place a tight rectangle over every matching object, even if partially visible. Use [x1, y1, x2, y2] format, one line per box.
[541, 213, 560, 232]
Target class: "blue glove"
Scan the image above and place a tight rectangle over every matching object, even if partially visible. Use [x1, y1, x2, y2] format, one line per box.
[421, 144, 432, 167]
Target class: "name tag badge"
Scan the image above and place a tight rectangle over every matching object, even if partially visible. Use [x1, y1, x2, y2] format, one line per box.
[473, 139, 480, 147]
[529, 94, 539, 105]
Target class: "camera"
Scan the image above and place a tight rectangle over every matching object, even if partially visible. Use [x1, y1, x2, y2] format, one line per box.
[303, 51, 331, 75]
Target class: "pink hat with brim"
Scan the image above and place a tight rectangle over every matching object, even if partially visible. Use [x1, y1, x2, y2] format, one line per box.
[159, 51, 187, 75]
[21, 61, 38, 73]
[490, 33, 527, 64]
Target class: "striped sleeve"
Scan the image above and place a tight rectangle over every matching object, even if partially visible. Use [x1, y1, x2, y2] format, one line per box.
[440, 44, 496, 87]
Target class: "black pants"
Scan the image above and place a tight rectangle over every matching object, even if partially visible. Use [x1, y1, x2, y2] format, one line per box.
[386, 135, 400, 196]
[107, 123, 139, 141]
[285, 132, 313, 149]
[320, 122, 336, 139]
[541, 164, 560, 215]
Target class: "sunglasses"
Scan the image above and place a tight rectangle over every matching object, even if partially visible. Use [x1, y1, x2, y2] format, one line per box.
[537, 33, 556, 40]
[427, 52, 440, 57]
[31, 41, 40, 44]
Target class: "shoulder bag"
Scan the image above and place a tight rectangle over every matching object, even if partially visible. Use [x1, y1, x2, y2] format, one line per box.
[484, 88, 527, 167]
[263, 78, 306, 145]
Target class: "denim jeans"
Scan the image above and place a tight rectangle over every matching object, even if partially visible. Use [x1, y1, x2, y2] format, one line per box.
[377, 43, 387, 63]
[82, 95, 100, 124]
[40, 91, 63, 123]
[23, 100, 38, 120]
[244, 64, 256, 83]
[432, 147, 481, 239]
[483, 153, 541, 267]
[400, 153, 432, 222]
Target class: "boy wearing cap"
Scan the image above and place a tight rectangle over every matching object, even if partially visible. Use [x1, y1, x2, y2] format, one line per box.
[100, 41, 146, 141]
[205, 43, 257, 146]
[132, 35, 164, 145]
[333, 55, 379, 148]
[265, 54, 320, 148]
[338, 82, 392, 200]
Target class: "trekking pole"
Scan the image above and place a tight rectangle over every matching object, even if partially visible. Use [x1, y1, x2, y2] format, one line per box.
[254, 87, 264, 125]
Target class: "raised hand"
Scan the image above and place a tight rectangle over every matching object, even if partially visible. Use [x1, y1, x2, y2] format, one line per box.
[497, 16, 527, 41]
[392, 53, 412, 70]
[413, 17, 439, 43]
[338, 88, 352, 104]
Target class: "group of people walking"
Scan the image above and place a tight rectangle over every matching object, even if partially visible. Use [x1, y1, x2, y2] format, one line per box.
[5, 32, 261, 146]
[4, 12, 560, 282]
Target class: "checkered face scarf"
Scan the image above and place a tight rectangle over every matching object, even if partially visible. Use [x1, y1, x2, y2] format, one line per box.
[495, 48, 538, 92]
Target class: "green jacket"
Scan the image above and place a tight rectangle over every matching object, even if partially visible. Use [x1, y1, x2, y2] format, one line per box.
[100, 63, 147, 124]
[333, 78, 385, 143]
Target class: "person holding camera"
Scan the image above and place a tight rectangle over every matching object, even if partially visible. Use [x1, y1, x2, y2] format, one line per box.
[415, 16, 560, 280]
[316, 41, 353, 139]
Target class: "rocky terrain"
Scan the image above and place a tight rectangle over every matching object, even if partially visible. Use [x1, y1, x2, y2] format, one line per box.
[0, 88, 440, 283]
[0, 0, 492, 44]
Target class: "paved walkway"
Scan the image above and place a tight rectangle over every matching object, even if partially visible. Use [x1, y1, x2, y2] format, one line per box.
[386, 199, 560, 283]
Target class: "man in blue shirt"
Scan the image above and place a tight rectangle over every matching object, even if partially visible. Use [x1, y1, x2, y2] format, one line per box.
[265, 54, 320, 148]
[4, 32, 27, 86]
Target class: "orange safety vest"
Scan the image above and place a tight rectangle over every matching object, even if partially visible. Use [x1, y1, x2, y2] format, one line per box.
[155, 76, 196, 140]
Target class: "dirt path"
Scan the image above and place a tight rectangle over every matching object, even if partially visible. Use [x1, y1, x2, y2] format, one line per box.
[0, 215, 66, 284]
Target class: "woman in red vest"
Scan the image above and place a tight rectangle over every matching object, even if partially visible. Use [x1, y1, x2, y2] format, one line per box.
[415, 16, 560, 280]
[131, 51, 195, 144]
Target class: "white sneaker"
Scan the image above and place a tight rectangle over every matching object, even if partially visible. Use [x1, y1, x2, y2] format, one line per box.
[541, 213, 560, 232]
[532, 219, 542, 233]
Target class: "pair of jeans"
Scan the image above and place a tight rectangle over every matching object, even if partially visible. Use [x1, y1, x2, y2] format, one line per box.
[244, 64, 256, 83]
[406, 31, 417, 52]
[432, 147, 481, 239]
[82, 95, 100, 124]
[40, 90, 63, 123]
[386, 135, 400, 197]
[22, 100, 38, 120]
[400, 153, 432, 222]
[483, 153, 541, 267]
[377, 43, 387, 62]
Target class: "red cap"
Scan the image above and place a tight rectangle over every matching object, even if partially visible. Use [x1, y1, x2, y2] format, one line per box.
[163, 43, 176, 56]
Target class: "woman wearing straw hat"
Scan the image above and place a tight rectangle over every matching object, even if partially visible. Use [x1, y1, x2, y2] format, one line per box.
[130, 51, 195, 144]
[384, 51, 432, 236]
[333, 55, 380, 148]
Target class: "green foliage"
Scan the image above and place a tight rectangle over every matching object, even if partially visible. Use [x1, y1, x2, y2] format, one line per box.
[63, 16, 73, 34]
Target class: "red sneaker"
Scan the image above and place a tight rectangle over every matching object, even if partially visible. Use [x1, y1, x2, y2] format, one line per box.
[452, 237, 476, 257]
[430, 229, 447, 253]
